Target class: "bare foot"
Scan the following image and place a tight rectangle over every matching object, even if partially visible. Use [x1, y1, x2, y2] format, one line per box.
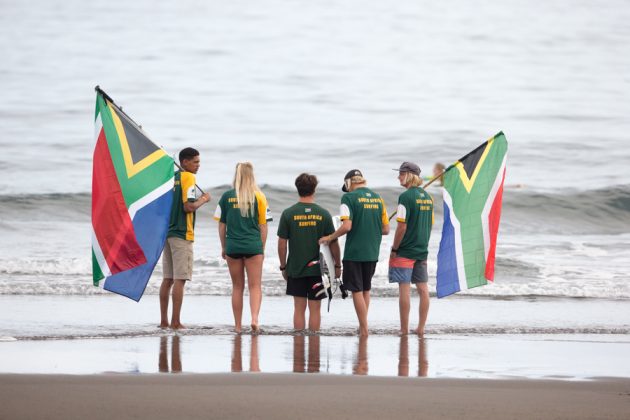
[234, 325, 242, 334]
[159, 322, 169, 329]
[170, 323, 186, 330]
[414, 327, 425, 338]
[251, 323, 260, 334]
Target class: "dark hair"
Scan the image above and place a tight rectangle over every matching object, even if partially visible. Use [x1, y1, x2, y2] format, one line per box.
[179, 147, 199, 163]
[295, 173, 318, 197]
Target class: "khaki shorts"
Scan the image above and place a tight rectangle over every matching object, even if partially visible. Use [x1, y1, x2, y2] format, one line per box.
[163, 237, 193, 281]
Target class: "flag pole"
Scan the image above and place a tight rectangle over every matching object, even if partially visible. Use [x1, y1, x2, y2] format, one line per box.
[95, 86, 206, 194]
[388, 171, 446, 221]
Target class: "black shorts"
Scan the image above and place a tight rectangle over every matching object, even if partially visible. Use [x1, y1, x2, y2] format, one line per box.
[286, 276, 326, 300]
[226, 253, 260, 259]
[342, 260, 377, 292]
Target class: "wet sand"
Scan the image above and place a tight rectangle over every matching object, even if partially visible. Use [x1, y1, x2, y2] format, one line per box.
[1, 373, 629, 420]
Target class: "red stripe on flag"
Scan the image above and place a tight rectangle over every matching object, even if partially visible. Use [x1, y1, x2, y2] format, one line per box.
[484, 168, 505, 281]
[92, 128, 147, 274]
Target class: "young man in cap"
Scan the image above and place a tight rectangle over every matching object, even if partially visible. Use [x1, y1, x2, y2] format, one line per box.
[319, 169, 389, 336]
[277, 173, 341, 331]
[160, 147, 211, 330]
[389, 162, 433, 336]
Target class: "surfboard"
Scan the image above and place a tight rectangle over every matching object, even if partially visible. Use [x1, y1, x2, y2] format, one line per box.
[319, 215, 344, 312]
[319, 244, 335, 312]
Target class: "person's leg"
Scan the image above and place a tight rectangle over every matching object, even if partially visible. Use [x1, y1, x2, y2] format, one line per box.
[293, 297, 307, 330]
[363, 291, 371, 312]
[160, 239, 174, 328]
[398, 283, 411, 334]
[344, 261, 369, 336]
[352, 291, 369, 336]
[307, 299, 321, 331]
[170, 279, 186, 329]
[244, 254, 264, 331]
[227, 256, 245, 333]
[159, 278, 173, 328]
[414, 282, 430, 337]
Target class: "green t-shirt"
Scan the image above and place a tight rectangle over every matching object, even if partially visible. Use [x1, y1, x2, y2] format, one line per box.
[340, 187, 389, 262]
[214, 189, 272, 255]
[168, 171, 197, 241]
[277, 202, 335, 278]
[396, 187, 433, 260]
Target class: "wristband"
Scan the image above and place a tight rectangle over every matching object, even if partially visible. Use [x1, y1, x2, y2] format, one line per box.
[279, 266, 286, 271]
[391, 248, 398, 253]
[335, 265, 342, 269]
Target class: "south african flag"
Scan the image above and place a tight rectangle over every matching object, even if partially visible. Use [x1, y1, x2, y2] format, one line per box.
[91, 87, 174, 301]
[436, 132, 508, 298]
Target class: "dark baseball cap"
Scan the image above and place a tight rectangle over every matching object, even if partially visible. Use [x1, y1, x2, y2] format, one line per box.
[342, 169, 363, 192]
[393, 162, 421, 176]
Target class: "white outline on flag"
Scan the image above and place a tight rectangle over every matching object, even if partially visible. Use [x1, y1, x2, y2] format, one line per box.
[481, 154, 507, 273]
[441, 189, 467, 292]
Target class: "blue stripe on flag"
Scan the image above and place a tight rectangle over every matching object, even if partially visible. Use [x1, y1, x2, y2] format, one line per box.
[104, 190, 173, 301]
[436, 201, 461, 298]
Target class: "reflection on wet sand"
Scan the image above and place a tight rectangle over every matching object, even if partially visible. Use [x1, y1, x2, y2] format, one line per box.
[158, 336, 182, 373]
[418, 338, 428, 377]
[292, 335, 321, 373]
[398, 335, 409, 377]
[398, 335, 429, 377]
[157, 333, 429, 376]
[398, 335, 428, 377]
[231, 334, 260, 373]
[353, 335, 368, 375]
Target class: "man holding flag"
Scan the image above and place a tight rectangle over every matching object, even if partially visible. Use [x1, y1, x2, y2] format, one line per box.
[388, 162, 433, 336]
[159, 148, 210, 329]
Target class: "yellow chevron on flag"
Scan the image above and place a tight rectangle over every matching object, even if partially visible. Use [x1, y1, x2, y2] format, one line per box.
[455, 136, 496, 193]
[108, 101, 168, 179]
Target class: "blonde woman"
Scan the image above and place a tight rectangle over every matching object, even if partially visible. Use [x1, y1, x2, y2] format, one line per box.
[214, 162, 272, 333]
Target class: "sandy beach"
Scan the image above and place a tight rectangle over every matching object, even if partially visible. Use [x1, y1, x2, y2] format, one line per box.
[1, 373, 629, 420]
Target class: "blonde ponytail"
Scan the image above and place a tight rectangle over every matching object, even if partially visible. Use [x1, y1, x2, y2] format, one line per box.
[233, 162, 259, 217]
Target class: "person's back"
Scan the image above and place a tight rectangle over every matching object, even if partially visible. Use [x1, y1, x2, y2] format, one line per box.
[168, 170, 198, 241]
[218, 188, 269, 256]
[341, 186, 388, 262]
[320, 169, 389, 336]
[397, 186, 433, 261]
[280, 202, 333, 278]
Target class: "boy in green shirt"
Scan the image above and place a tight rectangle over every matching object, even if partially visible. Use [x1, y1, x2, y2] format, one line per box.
[278, 173, 341, 331]
[160, 147, 210, 330]
[319, 169, 390, 336]
[389, 162, 433, 336]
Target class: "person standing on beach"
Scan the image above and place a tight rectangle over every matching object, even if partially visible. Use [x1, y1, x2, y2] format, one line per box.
[214, 162, 272, 333]
[319, 169, 389, 336]
[388, 162, 433, 336]
[160, 147, 211, 329]
[277, 173, 341, 331]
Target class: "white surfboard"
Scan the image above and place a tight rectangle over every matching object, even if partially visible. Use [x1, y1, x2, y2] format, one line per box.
[319, 216, 344, 311]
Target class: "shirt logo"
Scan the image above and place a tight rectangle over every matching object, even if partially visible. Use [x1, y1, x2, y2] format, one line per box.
[305, 208, 311, 213]
[366, 193, 371, 197]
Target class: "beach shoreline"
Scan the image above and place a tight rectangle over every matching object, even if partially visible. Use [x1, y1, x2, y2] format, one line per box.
[2, 373, 629, 419]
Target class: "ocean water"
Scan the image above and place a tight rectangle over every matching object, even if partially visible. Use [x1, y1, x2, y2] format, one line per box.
[1, 0, 630, 352]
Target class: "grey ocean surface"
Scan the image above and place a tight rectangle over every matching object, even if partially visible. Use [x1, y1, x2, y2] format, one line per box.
[1, 0, 629, 356]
